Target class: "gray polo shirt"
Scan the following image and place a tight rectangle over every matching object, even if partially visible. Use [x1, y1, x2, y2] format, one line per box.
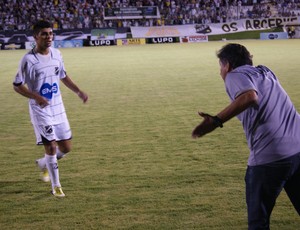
[225, 65, 300, 166]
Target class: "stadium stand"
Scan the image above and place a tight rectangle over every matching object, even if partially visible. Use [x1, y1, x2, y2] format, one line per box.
[0, 0, 300, 31]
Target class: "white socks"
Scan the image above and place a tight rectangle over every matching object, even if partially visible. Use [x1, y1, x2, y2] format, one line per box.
[36, 156, 47, 170]
[37, 146, 66, 170]
[56, 146, 66, 160]
[36, 146, 66, 189]
[45, 154, 61, 189]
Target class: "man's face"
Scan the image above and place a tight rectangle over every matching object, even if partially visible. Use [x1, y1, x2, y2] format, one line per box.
[219, 59, 230, 81]
[35, 28, 53, 49]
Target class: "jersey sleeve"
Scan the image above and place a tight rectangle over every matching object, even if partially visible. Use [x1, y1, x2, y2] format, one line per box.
[225, 71, 257, 101]
[57, 49, 67, 79]
[13, 56, 28, 86]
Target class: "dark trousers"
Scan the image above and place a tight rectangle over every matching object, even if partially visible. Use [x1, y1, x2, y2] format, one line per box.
[245, 152, 300, 230]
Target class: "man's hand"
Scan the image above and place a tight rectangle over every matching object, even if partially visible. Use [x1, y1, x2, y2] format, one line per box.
[191, 112, 218, 139]
[34, 94, 49, 108]
[77, 90, 88, 103]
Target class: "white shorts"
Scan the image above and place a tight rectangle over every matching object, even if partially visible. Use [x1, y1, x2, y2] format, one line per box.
[33, 121, 72, 145]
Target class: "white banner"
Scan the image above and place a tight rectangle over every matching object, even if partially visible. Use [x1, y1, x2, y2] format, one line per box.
[131, 16, 300, 38]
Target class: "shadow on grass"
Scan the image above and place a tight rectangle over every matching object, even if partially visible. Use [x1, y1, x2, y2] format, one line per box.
[0, 180, 54, 200]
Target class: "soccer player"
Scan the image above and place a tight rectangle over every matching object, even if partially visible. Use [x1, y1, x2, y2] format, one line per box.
[13, 20, 88, 197]
[192, 43, 300, 229]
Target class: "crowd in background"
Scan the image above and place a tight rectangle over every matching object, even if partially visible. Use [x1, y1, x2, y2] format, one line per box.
[0, 0, 300, 31]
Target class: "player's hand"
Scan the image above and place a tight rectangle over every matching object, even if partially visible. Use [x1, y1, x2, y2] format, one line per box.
[35, 95, 49, 108]
[191, 112, 217, 138]
[77, 90, 88, 103]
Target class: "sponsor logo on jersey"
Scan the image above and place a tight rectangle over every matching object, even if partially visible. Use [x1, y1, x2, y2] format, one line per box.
[40, 83, 58, 99]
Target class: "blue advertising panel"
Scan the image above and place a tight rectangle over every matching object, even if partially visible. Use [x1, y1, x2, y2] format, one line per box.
[260, 32, 288, 40]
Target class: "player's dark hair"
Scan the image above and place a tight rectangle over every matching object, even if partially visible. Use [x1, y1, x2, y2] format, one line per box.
[217, 43, 253, 70]
[33, 20, 53, 36]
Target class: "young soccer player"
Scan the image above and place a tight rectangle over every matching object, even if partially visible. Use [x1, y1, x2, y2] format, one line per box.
[13, 20, 88, 197]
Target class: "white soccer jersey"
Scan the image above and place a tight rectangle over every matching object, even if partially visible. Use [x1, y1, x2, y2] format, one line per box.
[13, 47, 68, 126]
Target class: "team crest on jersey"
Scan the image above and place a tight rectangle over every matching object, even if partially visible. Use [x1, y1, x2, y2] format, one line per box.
[55, 67, 59, 75]
[45, 125, 53, 134]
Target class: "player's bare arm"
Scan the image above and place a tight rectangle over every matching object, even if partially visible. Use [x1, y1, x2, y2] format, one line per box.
[13, 84, 49, 108]
[192, 90, 258, 138]
[61, 75, 88, 103]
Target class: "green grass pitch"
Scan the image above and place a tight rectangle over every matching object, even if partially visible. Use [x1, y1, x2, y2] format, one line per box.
[1, 40, 300, 229]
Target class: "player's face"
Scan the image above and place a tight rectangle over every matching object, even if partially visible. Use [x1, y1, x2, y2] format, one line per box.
[35, 28, 53, 49]
[219, 60, 229, 81]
